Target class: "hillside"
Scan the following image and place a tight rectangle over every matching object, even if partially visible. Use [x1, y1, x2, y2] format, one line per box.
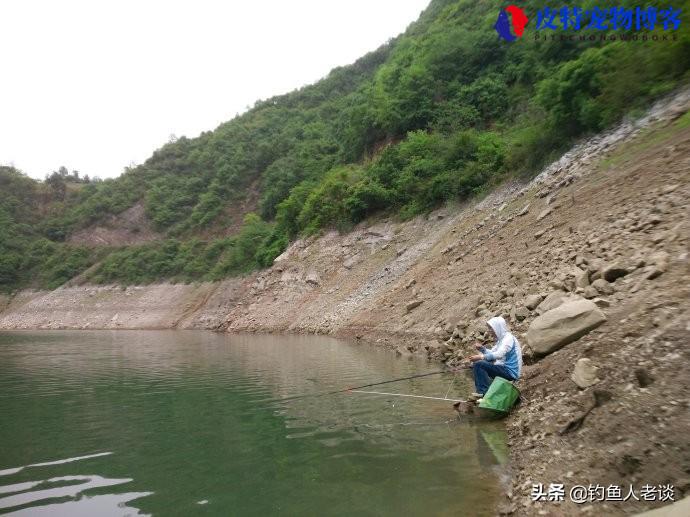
[1, 0, 689, 293]
[2, 86, 689, 514]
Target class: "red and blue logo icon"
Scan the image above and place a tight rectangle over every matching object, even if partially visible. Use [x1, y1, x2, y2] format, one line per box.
[494, 5, 529, 41]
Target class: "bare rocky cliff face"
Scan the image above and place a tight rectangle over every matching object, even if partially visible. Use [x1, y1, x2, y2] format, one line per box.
[0, 281, 241, 330]
[1, 89, 689, 515]
[67, 202, 160, 247]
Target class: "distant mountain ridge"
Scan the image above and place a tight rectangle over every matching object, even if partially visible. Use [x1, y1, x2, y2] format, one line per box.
[1, 0, 689, 292]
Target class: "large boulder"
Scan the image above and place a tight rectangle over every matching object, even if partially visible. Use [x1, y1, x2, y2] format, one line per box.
[527, 299, 607, 356]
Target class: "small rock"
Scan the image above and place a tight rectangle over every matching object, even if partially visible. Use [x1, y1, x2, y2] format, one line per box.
[602, 263, 629, 282]
[515, 306, 530, 321]
[426, 340, 449, 358]
[587, 258, 604, 276]
[634, 368, 654, 388]
[583, 286, 598, 299]
[548, 278, 565, 290]
[571, 358, 600, 389]
[524, 294, 543, 310]
[591, 278, 614, 295]
[563, 277, 576, 292]
[591, 298, 610, 308]
[395, 346, 410, 356]
[651, 232, 666, 244]
[537, 208, 553, 221]
[406, 300, 423, 312]
[475, 305, 491, 318]
[645, 251, 669, 279]
[575, 268, 590, 289]
[517, 204, 530, 216]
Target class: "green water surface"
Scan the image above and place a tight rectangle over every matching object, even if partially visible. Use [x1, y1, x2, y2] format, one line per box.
[0, 331, 506, 516]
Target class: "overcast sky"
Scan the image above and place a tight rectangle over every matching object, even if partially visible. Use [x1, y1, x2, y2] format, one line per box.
[0, 0, 429, 180]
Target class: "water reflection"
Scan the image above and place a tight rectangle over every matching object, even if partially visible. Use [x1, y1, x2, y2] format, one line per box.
[0, 454, 151, 516]
[0, 452, 113, 477]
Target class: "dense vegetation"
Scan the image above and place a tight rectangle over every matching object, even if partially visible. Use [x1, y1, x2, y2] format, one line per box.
[1, 0, 689, 292]
[0, 166, 99, 289]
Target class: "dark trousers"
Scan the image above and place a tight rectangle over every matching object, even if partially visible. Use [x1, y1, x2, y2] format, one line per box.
[473, 360, 516, 395]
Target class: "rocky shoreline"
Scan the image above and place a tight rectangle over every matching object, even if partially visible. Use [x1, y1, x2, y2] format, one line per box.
[1, 88, 689, 515]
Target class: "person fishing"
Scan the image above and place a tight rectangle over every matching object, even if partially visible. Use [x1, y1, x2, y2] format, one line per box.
[467, 316, 522, 397]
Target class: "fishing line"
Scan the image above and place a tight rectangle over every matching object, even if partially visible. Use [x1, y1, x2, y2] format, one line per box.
[275, 369, 448, 403]
[442, 370, 458, 400]
[360, 420, 457, 428]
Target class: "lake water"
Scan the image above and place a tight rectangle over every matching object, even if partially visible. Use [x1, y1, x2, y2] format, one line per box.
[0, 331, 507, 516]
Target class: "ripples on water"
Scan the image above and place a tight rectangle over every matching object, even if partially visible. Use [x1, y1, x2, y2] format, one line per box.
[0, 331, 507, 516]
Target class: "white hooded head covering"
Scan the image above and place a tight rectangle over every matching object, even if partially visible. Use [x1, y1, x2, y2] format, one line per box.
[487, 316, 508, 341]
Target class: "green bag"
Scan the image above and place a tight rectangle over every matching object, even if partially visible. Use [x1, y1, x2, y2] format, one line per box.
[477, 377, 520, 417]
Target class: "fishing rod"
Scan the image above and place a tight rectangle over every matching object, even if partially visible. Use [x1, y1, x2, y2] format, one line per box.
[276, 369, 448, 403]
[351, 390, 463, 403]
